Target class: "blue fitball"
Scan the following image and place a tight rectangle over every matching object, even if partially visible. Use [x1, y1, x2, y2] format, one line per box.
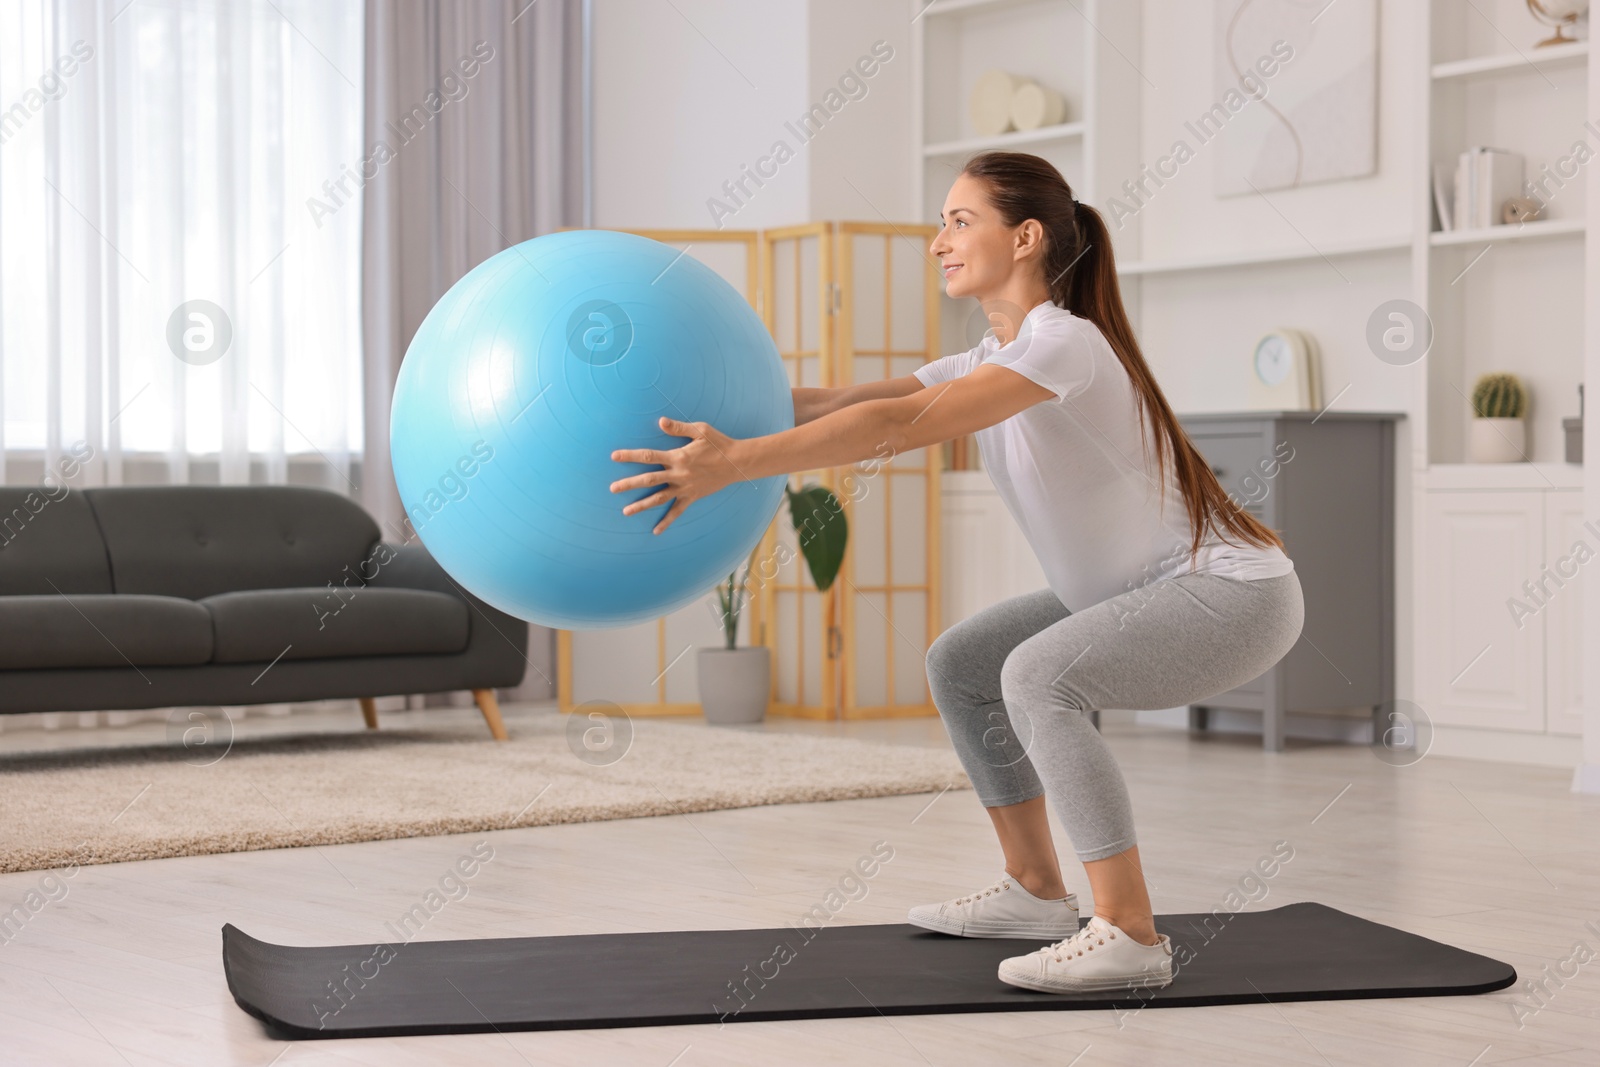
[389, 229, 793, 630]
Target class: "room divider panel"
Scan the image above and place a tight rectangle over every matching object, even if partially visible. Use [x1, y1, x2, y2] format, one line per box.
[556, 224, 942, 721]
[829, 222, 943, 720]
[756, 223, 839, 720]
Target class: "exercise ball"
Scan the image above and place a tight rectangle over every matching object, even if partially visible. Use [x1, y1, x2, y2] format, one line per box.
[389, 229, 793, 630]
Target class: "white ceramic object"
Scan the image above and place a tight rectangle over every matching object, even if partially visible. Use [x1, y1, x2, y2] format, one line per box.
[1010, 81, 1067, 130]
[970, 69, 1025, 137]
[1468, 417, 1527, 463]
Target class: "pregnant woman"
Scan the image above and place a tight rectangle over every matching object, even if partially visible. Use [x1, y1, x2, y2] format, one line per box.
[609, 150, 1304, 995]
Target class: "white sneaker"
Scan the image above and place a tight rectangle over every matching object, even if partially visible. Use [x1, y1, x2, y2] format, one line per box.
[907, 873, 1079, 939]
[997, 914, 1174, 994]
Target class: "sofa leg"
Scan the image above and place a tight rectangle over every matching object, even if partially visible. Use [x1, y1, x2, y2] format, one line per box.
[472, 689, 508, 741]
[359, 697, 379, 731]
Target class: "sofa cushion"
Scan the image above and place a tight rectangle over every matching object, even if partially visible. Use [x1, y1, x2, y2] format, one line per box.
[0, 489, 114, 595]
[84, 486, 381, 600]
[0, 594, 213, 669]
[202, 587, 469, 664]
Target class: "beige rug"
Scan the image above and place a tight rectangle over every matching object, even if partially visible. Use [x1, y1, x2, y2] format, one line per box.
[0, 713, 971, 873]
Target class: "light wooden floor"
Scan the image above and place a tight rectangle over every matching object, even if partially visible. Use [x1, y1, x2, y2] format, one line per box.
[2, 702, 1598, 1066]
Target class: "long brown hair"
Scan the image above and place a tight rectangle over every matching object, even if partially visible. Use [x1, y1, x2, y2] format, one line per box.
[959, 150, 1285, 564]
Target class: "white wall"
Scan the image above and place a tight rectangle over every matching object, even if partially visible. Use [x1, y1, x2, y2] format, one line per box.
[1128, 0, 1417, 262]
[592, 0, 915, 230]
[591, 0, 811, 230]
[804, 0, 915, 222]
[1126, 0, 1421, 411]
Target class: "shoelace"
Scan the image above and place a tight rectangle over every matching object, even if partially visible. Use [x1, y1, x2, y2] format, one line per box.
[951, 879, 1012, 906]
[1040, 922, 1115, 963]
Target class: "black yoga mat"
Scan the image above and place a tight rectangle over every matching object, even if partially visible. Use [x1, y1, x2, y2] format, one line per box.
[224, 902, 1515, 1039]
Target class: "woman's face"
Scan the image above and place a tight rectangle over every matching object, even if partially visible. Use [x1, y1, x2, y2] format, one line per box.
[929, 172, 1032, 301]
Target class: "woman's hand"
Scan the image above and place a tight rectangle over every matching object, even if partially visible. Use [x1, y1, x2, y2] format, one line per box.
[610, 416, 747, 535]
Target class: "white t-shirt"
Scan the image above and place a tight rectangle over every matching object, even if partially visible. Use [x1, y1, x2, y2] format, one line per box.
[912, 299, 1294, 612]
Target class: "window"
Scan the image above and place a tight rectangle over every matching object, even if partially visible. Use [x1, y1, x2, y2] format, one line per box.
[0, 0, 364, 475]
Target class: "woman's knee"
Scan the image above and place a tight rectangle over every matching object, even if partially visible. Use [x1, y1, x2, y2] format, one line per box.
[1000, 642, 1091, 714]
[926, 621, 987, 695]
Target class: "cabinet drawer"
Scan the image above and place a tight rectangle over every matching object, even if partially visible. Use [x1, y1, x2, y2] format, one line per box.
[1186, 433, 1277, 506]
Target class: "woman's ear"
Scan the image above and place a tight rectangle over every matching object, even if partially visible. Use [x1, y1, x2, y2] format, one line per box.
[1013, 218, 1045, 261]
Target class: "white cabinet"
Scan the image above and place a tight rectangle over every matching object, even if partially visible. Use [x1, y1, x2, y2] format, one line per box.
[1420, 490, 1545, 731]
[1419, 481, 1585, 737]
[938, 471, 1046, 625]
[1545, 490, 1588, 737]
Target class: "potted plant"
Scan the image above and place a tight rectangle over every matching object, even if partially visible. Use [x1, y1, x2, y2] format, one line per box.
[696, 482, 848, 725]
[1468, 372, 1528, 463]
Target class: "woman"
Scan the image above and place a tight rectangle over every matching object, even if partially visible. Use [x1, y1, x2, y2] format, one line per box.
[609, 151, 1303, 995]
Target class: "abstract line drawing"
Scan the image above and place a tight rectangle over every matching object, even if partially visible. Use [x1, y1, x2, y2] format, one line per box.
[1213, 0, 1378, 196]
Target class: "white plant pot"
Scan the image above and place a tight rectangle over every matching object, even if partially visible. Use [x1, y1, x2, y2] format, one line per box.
[696, 647, 770, 725]
[1468, 417, 1526, 463]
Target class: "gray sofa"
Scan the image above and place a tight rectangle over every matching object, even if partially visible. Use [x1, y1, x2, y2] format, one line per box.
[0, 485, 528, 739]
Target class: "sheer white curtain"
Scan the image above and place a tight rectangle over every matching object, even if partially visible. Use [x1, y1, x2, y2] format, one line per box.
[0, 0, 364, 489]
[361, 0, 583, 535]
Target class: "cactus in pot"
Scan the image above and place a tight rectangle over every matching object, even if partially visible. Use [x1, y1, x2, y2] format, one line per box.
[1471, 373, 1526, 419]
[1468, 372, 1528, 463]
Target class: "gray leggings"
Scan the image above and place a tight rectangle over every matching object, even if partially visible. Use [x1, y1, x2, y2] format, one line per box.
[926, 571, 1304, 863]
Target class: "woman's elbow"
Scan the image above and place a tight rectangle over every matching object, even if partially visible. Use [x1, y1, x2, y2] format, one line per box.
[874, 400, 938, 462]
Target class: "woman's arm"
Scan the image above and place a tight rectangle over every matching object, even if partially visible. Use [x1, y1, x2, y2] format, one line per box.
[793, 376, 926, 426]
[749, 365, 1052, 479]
[609, 364, 1057, 534]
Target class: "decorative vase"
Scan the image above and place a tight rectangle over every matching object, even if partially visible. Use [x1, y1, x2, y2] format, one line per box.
[969, 69, 1027, 136]
[1010, 81, 1067, 130]
[696, 647, 770, 725]
[1469, 417, 1527, 462]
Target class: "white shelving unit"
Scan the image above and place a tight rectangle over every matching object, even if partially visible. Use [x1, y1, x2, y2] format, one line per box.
[1419, 6, 1588, 470]
[1412, 1, 1589, 764]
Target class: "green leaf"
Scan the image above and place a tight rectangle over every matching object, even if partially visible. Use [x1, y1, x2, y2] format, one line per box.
[786, 484, 848, 592]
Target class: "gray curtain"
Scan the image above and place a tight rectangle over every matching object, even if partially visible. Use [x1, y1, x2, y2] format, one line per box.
[361, 0, 584, 702]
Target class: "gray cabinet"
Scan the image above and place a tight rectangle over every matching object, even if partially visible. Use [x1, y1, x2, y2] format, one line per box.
[1175, 411, 1404, 751]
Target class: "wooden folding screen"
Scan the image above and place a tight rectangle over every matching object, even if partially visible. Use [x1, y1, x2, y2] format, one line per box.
[831, 223, 942, 718]
[756, 224, 840, 719]
[755, 223, 943, 719]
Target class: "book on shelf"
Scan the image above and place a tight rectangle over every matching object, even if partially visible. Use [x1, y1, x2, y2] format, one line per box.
[1431, 162, 1453, 231]
[1451, 146, 1524, 231]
